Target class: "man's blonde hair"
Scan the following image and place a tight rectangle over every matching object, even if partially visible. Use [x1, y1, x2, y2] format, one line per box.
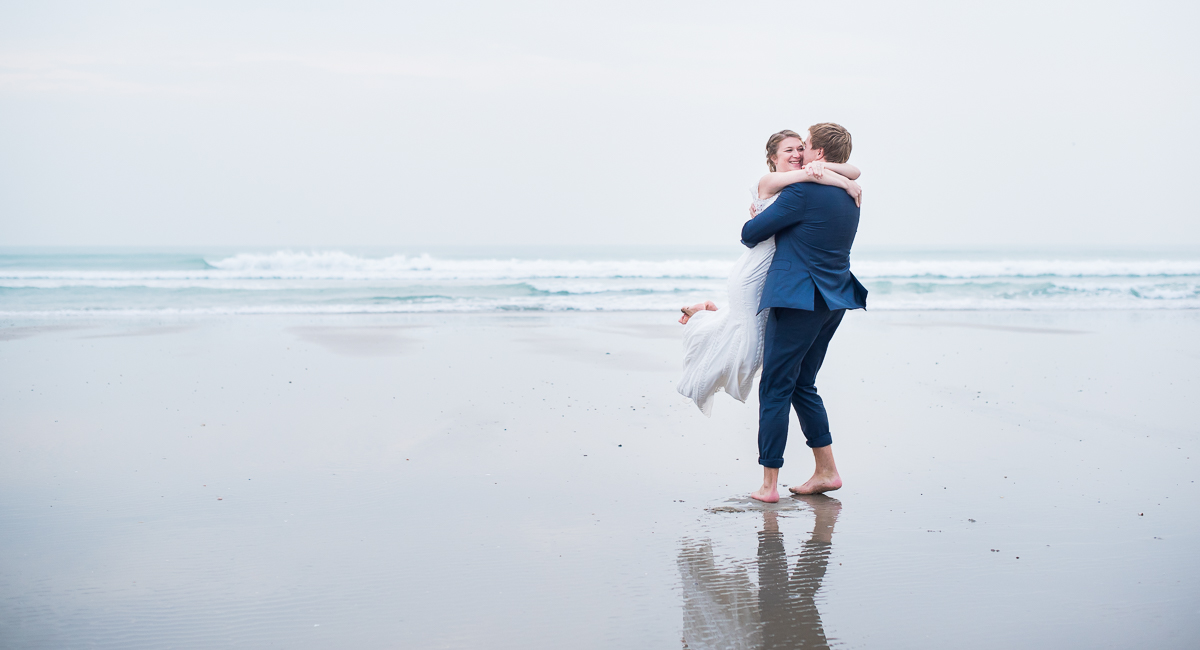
[807, 122, 852, 164]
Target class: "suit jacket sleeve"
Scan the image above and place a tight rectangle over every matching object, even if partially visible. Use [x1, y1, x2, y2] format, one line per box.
[741, 184, 808, 247]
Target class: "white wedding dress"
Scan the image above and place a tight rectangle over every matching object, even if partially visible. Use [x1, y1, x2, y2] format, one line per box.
[677, 185, 778, 416]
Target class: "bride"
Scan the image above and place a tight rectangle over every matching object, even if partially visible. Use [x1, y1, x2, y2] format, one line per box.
[677, 129, 862, 415]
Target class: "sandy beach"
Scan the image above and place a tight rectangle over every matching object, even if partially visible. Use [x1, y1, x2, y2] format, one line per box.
[5, 0, 1199, 645]
[1, 309, 1197, 648]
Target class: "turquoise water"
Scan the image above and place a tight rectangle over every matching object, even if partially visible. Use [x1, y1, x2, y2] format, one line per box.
[2, 246, 1198, 317]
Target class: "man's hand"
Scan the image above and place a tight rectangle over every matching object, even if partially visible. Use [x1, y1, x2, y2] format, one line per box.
[804, 161, 825, 179]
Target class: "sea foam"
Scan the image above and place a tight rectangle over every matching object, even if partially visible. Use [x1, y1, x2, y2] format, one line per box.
[2, 249, 1198, 316]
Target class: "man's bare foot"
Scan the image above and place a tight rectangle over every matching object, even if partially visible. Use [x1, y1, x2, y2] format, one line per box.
[790, 445, 842, 495]
[751, 466, 780, 503]
[679, 301, 718, 325]
[751, 485, 779, 503]
[788, 472, 842, 495]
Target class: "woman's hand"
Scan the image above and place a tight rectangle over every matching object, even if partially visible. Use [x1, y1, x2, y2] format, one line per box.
[844, 179, 862, 207]
[804, 161, 825, 179]
[749, 202, 759, 218]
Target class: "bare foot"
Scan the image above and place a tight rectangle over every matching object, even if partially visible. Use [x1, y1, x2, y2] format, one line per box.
[788, 472, 842, 495]
[678, 301, 719, 325]
[751, 485, 779, 503]
[751, 466, 780, 502]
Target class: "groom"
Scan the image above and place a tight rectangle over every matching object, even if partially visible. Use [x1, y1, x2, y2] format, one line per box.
[740, 122, 867, 503]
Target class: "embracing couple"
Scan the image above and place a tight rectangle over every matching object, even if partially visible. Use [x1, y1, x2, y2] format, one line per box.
[678, 123, 867, 503]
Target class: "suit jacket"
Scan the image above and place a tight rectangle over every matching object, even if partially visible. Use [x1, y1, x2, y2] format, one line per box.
[741, 182, 868, 312]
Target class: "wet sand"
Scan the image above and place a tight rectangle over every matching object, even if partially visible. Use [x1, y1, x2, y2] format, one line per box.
[1, 310, 1197, 648]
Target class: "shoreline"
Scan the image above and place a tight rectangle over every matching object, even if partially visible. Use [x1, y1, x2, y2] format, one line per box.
[3, 304, 1198, 322]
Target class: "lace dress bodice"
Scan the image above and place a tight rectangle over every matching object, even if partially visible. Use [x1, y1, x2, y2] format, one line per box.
[750, 185, 779, 217]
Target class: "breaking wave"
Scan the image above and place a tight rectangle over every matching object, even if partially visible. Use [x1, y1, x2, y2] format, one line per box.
[2, 249, 1198, 315]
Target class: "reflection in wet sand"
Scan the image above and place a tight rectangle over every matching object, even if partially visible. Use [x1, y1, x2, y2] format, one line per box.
[680, 495, 841, 649]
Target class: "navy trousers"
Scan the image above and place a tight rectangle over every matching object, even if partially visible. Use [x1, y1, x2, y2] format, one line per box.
[757, 292, 845, 468]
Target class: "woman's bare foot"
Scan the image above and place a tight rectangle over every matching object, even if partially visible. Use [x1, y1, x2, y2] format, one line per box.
[788, 471, 842, 495]
[679, 301, 718, 325]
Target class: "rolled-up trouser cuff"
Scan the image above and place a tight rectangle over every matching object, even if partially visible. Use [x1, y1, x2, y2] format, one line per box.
[759, 457, 784, 469]
[805, 433, 833, 449]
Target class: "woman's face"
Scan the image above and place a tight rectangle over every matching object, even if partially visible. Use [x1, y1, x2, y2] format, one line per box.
[771, 137, 804, 171]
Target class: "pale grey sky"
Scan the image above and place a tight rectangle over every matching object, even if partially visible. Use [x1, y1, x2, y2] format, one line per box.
[1, 0, 1198, 248]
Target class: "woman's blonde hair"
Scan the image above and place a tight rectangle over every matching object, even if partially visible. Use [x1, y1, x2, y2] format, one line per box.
[765, 129, 804, 172]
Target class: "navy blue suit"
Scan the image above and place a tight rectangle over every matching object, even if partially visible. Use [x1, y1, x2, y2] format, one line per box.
[741, 182, 866, 468]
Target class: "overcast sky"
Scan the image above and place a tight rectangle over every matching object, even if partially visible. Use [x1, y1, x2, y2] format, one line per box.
[1, 0, 1198, 249]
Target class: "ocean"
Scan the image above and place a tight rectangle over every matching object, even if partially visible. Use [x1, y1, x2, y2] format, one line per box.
[2, 246, 1198, 318]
